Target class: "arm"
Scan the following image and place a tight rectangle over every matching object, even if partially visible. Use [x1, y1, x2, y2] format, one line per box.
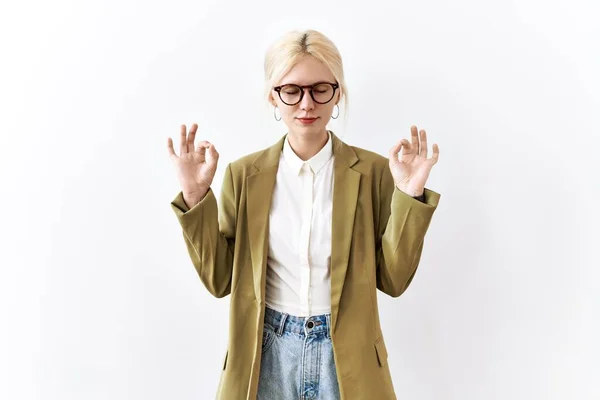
[170, 163, 236, 298]
[375, 165, 440, 297]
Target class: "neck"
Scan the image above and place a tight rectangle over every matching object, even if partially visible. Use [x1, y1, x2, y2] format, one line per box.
[287, 130, 329, 161]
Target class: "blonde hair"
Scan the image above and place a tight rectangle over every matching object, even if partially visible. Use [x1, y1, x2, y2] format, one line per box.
[264, 30, 349, 119]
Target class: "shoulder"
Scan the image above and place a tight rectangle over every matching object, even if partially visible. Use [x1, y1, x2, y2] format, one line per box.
[222, 146, 276, 181]
[340, 144, 395, 201]
[228, 149, 265, 170]
[344, 144, 389, 177]
[350, 145, 388, 165]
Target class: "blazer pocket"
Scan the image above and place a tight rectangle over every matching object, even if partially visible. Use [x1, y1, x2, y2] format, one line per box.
[374, 336, 388, 367]
[222, 350, 228, 370]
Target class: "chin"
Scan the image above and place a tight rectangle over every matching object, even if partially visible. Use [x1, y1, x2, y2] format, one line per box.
[294, 120, 325, 131]
[290, 124, 326, 137]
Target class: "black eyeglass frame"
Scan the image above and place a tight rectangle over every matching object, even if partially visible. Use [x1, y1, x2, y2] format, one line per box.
[273, 82, 340, 106]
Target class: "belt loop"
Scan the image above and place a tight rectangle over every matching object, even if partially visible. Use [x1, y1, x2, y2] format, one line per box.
[325, 314, 331, 339]
[276, 313, 288, 337]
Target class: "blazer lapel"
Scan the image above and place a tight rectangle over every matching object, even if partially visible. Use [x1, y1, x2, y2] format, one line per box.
[247, 135, 285, 304]
[329, 133, 360, 332]
[246, 132, 360, 332]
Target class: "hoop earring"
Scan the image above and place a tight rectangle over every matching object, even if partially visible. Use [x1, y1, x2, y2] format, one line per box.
[273, 106, 282, 121]
[331, 104, 340, 119]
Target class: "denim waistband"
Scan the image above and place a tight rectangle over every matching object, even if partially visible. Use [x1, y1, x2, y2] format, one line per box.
[264, 306, 332, 339]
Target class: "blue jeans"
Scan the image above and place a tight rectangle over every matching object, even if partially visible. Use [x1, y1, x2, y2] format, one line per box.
[257, 306, 341, 400]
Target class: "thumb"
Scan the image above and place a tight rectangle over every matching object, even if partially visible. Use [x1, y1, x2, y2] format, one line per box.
[206, 144, 219, 163]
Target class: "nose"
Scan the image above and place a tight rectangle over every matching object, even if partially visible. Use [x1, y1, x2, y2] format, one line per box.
[299, 88, 315, 111]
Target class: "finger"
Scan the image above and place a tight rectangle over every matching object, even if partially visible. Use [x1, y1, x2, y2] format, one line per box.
[195, 140, 211, 150]
[206, 144, 220, 165]
[188, 123, 198, 153]
[431, 143, 440, 164]
[389, 139, 411, 163]
[167, 137, 178, 159]
[196, 140, 211, 161]
[400, 138, 413, 155]
[180, 125, 188, 155]
[410, 125, 419, 154]
[389, 140, 403, 164]
[420, 129, 428, 157]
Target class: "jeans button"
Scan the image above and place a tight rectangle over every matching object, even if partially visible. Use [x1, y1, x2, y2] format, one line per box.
[307, 321, 314, 329]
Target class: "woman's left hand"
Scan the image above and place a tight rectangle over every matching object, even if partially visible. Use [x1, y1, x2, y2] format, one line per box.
[389, 125, 440, 197]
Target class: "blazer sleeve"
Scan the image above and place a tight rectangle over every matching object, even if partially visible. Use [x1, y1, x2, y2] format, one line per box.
[170, 162, 237, 298]
[375, 165, 441, 297]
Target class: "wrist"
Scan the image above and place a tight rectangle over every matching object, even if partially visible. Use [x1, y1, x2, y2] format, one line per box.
[183, 189, 208, 208]
[395, 184, 423, 197]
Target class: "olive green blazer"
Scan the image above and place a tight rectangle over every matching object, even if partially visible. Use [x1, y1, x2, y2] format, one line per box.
[170, 132, 441, 399]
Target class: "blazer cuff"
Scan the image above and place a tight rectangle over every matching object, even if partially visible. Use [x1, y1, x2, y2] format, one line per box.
[171, 188, 216, 217]
[393, 187, 441, 209]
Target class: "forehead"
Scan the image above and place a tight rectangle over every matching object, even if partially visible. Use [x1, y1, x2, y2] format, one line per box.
[278, 55, 336, 85]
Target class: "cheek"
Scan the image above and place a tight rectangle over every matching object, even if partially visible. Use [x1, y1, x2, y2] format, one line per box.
[317, 104, 335, 118]
[281, 106, 297, 119]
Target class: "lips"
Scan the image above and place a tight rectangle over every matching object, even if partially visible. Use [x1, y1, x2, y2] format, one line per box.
[297, 117, 318, 124]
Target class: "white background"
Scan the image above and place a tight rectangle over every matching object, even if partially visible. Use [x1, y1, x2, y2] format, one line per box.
[1, 0, 598, 399]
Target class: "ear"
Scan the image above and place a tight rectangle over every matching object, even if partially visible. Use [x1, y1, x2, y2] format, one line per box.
[268, 93, 278, 107]
[335, 91, 341, 105]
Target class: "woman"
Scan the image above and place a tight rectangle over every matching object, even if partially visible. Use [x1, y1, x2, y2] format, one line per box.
[167, 30, 440, 400]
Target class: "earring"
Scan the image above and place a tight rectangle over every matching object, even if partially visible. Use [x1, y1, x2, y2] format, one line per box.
[331, 104, 340, 119]
[274, 106, 282, 121]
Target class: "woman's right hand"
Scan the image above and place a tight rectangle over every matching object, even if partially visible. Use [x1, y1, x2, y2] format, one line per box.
[167, 123, 219, 205]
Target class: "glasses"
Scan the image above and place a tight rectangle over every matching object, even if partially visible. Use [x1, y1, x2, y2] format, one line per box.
[273, 82, 339, 106]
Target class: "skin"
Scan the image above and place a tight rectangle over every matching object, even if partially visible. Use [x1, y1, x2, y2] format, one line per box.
[269, 55, 440, 197]
[269, 55, 340, 161]
[167, 55, 440, 207]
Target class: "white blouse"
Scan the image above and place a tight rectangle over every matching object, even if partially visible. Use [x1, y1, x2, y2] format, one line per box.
[265, 132, 335, 317]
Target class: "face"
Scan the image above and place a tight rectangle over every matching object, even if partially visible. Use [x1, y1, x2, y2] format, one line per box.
[270, 55, 341, 139]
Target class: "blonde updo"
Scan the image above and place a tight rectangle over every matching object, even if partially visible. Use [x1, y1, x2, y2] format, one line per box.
[263, 30, 348, 117]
